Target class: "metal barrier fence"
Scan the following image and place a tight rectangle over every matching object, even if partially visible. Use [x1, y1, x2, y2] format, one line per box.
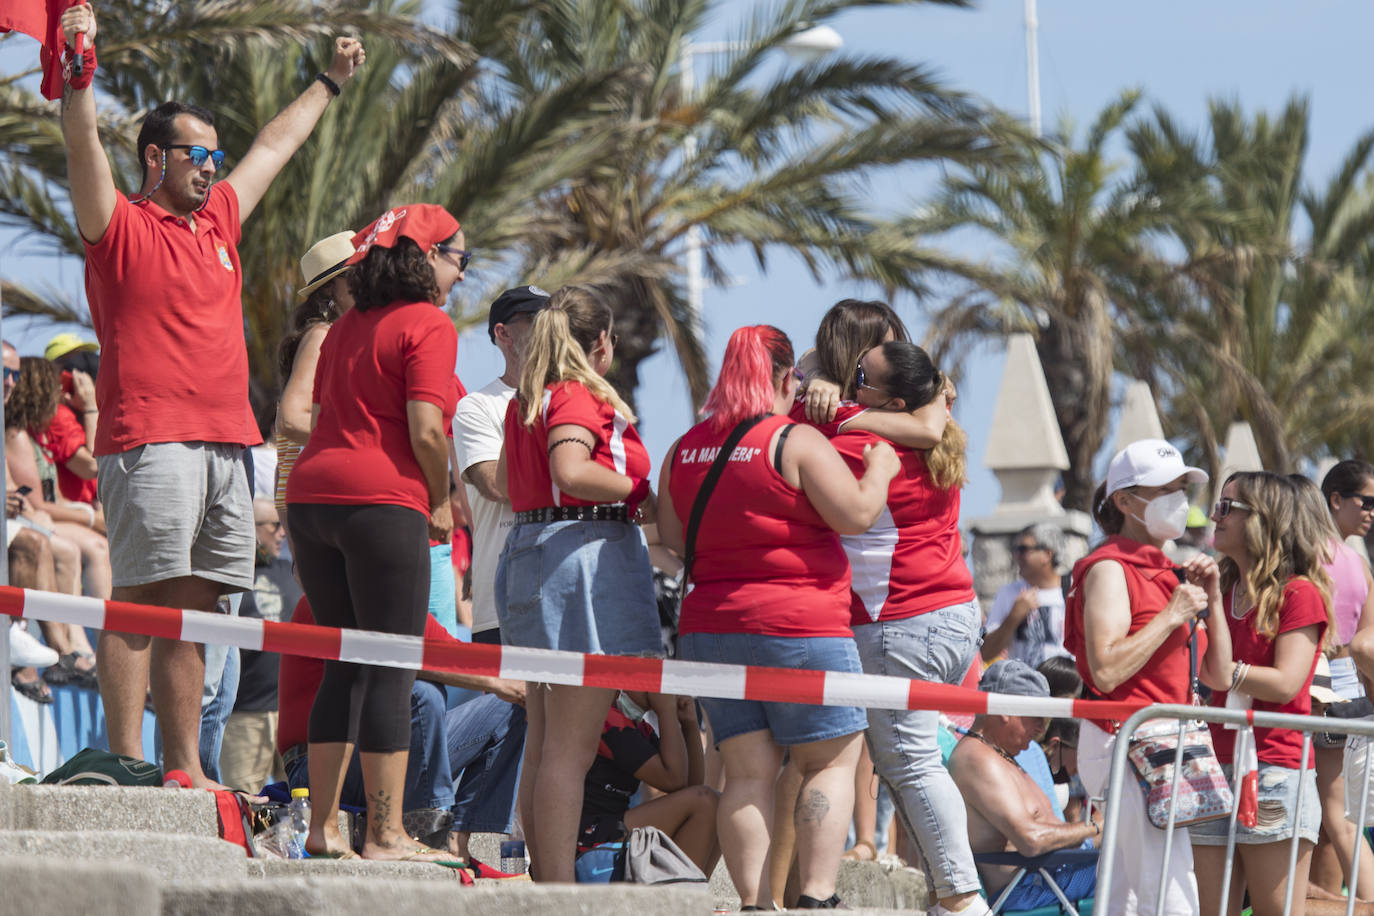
[1098, 703, 1374, 916]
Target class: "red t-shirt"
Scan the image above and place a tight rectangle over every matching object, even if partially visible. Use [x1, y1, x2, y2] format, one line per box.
[276, 596, 461, 752]
[669, 414, 852, 638]
[1064, 536, 1206, 732]
[503, 381, 649, 511]
[83, 186, 262, 454]
[1209, 579, 1328, 768]
[826, 430, 975, 625]
[35, 404, 98, 504]
[286, 301, 458, 516]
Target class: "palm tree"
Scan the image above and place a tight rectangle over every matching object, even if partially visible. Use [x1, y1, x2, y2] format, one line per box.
[2, 0, 1014, 425]
[908, 90, 1208, 511]
[1120, 96, 1374, 477]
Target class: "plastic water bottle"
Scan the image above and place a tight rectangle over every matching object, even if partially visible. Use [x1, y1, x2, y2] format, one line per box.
[499, 839, 527, 875]
[288, 787, 310, 859]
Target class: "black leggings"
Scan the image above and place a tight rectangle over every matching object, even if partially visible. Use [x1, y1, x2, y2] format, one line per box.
[289, 502, 429, 752]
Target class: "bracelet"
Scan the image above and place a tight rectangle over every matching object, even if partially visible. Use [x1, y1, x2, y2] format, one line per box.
[82, 409, 97, 415]
[315, 72, 341, 96]
[1230, 661, 1249, 693]
[548, 437, 593, 455]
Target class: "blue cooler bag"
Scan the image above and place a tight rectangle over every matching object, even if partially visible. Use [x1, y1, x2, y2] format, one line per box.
[575, 842, 626, 883]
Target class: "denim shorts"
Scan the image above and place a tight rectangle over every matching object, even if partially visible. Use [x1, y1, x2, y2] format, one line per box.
[494, 518, 661, 657]
[678, 631, 866, 747]
[1189, 762, 1320, 845]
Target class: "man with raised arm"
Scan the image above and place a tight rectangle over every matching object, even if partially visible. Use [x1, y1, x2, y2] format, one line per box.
[59, 1, 365, 790]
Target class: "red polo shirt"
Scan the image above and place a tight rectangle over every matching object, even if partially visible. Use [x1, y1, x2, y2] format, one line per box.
[83, 185, 262, 455]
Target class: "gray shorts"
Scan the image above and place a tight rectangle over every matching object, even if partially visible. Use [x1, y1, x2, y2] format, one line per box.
[98, 441, 254, 592]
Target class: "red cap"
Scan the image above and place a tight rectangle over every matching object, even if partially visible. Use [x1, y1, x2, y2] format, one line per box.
[348, 204, 460, 265]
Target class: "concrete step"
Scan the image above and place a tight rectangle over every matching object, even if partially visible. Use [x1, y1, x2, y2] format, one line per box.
[0, 783, 221, 836]
[1, 854, 162, 915]
[251, 856, 474, 881]
[163, 878, 710, 916]
[0, 830, 245, 883]
[709, 858, 929, 911]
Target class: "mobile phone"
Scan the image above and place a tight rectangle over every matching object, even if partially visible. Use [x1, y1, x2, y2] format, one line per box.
[15, 485, 31, 497]
[61, 370, 73, 395]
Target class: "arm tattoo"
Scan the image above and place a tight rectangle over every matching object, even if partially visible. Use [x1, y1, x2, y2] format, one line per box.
[796, 788, 831, 826]
[548, 436, 594, 456]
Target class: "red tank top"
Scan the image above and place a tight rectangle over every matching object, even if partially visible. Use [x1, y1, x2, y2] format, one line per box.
[669, 414, 852, 637]
[1063, 536, 1204, 732]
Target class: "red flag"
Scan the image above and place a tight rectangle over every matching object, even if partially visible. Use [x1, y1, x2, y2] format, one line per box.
[0, 0, 79, 101]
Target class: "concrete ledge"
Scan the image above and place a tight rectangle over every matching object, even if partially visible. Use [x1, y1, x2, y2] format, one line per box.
[5, 785, 221, 836]
[0, 830, 245, 883]
[258, 856, 469, 881]
[0, 854, 161, 915]
[164, 878, 709, 916]
[711, 858, 928, 911]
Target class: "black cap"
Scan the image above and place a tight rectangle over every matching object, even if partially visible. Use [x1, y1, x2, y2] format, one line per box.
[487, 285, 551, 342]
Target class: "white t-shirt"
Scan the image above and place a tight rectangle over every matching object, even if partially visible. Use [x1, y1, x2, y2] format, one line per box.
[985, 577, 1069, 667]
[454, 377, 518, 634]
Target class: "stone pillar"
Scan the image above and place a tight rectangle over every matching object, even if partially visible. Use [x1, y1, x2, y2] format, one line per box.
[967, 334, 1092, 613]
[1113, 380, 1164, 455]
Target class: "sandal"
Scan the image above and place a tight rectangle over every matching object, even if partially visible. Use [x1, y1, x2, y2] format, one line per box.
[43, 652, 99, 690]
[12, 668, 54, 704]
[840, 839, 877, 861]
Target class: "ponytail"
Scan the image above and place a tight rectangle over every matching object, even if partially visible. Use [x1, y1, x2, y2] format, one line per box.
[1093, 481, 1126, 535]
[926, 418, 968, 491]
[702, 325, 793, 432]
[517, 285, 635, 426]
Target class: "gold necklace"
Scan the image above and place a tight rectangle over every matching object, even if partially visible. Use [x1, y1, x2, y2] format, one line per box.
[967, 730, 1021, 768]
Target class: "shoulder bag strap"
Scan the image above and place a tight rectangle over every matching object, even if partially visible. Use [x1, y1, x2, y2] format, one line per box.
[683, 414, 769, 582]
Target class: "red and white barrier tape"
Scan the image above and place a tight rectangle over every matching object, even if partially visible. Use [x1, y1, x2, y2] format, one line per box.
[0, 586, 1149, 720]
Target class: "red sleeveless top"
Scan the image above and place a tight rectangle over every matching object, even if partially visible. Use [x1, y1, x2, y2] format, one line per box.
[1064, 536, 1203, 732]
[669, 414, 852, 638]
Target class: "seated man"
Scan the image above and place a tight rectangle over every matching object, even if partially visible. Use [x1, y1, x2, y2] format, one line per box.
[579, 691, 720, 877]
[949, 660, 1098, 911]
[278, 597, 527, 863]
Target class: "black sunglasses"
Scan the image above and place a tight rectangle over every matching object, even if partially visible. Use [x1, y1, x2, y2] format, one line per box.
[436, 244, 471, 271]
[1211, 497, 1252, 520]
[1340, 492, 1374, 512]
[855, 358, 885, 394]
[1013, 543, 1046, 555]
[2, 367, 18, 383]
[163, 144, 226, 169]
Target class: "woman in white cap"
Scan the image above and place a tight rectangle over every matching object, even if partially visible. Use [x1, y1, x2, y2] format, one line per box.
[1062, 438, 1229, 915]
[274, 230, 356, 540]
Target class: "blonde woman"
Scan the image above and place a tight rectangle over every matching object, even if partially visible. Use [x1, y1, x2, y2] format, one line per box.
[494, 285, 661, 882]
[1191, 471, 1334, 916]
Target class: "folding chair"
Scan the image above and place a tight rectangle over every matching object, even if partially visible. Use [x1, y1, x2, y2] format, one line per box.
[975, 848, 1097, 914]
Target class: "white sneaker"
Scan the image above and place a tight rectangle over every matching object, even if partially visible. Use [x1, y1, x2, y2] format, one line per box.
[928, 897, 992, 916]
[9, 623, 59, 669]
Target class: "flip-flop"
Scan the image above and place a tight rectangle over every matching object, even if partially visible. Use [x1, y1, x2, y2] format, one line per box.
[308, 848, 360, 860]
[399, 847, 468, 868]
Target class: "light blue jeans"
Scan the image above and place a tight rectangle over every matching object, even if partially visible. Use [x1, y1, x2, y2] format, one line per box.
[851, 600, 982, 898]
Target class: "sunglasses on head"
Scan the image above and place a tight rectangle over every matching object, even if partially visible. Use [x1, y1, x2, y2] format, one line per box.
[2, 367, 18, 383]
[436, 244, 471, 271]
[1341, 492, 1374, 512]
[1212, 497, 1252, 520]
[163, 144, 226, 169]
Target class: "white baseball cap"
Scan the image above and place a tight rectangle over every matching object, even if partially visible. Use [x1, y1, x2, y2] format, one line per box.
[1105, 438, 1208, 496]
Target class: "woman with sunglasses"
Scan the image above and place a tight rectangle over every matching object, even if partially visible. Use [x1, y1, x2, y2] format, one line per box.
[285, 204, 466, 863]
[1063, 438, 1229, 916]
[1299, 466, 1374, 901]
[1190, 472, 1333, 915]
[493, 285, 662, 883]
[656, 325, 899, 910]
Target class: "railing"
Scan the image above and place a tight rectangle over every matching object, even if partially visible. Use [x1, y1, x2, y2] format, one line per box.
[1098, 704, 1374, 916]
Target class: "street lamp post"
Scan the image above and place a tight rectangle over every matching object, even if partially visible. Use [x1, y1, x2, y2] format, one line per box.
[677, 25, 844, 348]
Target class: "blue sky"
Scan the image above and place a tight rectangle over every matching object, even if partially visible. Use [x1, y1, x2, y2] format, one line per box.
[3, 0, 1370, 519]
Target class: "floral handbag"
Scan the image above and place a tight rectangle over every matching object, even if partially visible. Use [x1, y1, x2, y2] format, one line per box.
[1126, 716, 1234, 828]
[1125, 603, 1233, 829]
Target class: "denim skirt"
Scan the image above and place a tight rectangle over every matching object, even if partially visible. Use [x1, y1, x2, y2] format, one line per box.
[494, 518, 662, 657]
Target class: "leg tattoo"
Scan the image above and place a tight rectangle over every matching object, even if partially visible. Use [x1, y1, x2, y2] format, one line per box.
[796, 788, 831, 827]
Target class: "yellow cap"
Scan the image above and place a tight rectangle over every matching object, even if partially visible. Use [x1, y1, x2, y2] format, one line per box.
[291, 787, 310, 799]
[44, 332, 99, 362]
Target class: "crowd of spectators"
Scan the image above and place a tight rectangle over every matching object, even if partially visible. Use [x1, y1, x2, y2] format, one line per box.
[21, 5, 1374, 913]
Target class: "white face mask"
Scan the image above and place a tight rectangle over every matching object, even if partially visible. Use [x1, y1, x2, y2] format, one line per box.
[1132, 490, 1190, 541]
